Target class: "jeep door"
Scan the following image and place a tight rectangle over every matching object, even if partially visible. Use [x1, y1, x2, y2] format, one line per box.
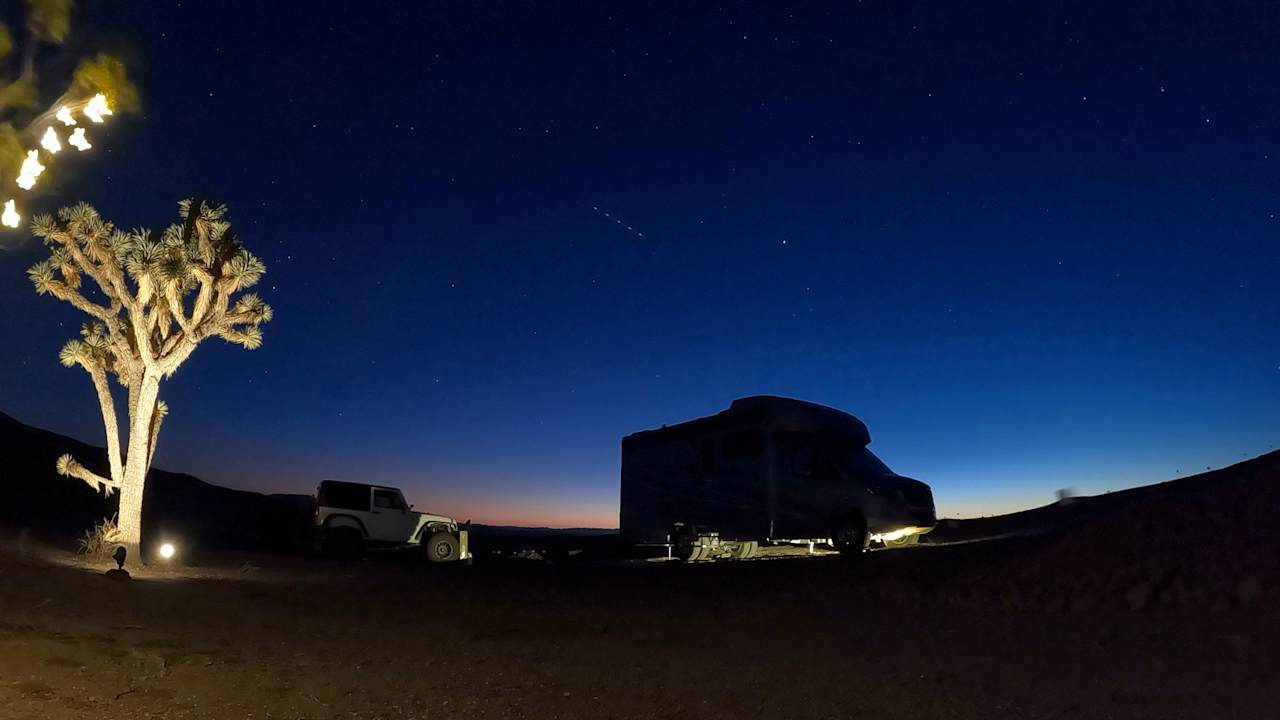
[366, 487, 418, 543]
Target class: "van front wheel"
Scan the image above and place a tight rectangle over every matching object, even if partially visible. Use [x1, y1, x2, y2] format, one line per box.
[831, 516, 867, 555]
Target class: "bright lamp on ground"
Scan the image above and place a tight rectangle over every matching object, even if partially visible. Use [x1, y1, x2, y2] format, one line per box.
[158, 543, 176, 560]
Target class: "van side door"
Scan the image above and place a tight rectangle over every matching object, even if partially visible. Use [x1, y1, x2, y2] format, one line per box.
[773, 433, 854, 539]
[714, 428, 771, 539]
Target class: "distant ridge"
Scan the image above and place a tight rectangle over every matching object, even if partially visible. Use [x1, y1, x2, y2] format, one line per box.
[0, 410, 614, 549]
[470, 525, 616, 535]
[930, 448, 1280, 544]
[0, 410, 313, 551]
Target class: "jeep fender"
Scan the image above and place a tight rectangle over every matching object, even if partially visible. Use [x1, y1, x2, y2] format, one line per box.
[324, 514, 367, 538]
[415, 521, 454, 542]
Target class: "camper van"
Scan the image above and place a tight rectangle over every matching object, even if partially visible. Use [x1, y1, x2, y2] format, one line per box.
[620, 396, 935, 559]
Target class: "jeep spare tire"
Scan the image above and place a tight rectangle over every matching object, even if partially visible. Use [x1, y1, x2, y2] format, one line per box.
[424, 531, 460, 563]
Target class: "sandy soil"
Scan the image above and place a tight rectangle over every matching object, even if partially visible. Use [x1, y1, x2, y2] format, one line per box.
[0, 534, 1275, 720]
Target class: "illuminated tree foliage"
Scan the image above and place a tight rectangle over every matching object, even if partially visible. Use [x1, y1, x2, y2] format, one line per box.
[28, 200, 272, 548]
[1, 0, 138, 226]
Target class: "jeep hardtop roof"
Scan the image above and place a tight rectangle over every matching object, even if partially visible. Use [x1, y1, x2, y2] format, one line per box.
[317, 480, 406, 511]
[317, 479, 400, 493]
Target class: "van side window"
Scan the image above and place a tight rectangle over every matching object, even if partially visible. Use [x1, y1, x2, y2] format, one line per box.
[786, 436, 838, 481]
[791, 442, 817, 478]
[723, 430, 763, 460]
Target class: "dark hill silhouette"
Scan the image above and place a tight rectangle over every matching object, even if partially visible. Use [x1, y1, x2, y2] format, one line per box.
[926, 448, 1280, 545]
[0, 410, 312, 552]
[0, 410, 615, 555]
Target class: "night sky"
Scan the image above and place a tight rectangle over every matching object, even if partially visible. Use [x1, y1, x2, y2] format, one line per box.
[1, 1, 1278, 527]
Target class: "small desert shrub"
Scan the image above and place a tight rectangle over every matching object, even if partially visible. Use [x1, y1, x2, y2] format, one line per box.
[77, 516, 123, 559]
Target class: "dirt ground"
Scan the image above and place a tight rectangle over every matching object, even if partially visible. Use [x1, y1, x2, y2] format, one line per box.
[0, 534, 1275, 720]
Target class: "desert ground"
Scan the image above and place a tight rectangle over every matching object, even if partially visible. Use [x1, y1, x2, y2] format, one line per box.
[2, 458, 1277, 720]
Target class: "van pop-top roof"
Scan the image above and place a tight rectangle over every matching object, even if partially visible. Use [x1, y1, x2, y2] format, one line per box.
[624, 395, 871, 446]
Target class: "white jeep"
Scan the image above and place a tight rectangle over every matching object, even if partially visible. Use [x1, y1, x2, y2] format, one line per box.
[314, 480, 471, 562]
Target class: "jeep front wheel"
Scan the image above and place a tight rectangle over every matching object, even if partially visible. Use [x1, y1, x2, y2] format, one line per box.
[424, 531, 460, 563]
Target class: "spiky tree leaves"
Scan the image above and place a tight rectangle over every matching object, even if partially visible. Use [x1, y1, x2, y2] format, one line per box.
[29, 199, 272, 547]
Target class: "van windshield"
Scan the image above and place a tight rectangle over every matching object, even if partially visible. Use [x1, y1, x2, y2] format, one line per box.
[826, 439, 893, 478]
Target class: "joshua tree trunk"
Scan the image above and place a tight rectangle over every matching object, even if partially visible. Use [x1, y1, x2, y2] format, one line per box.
[115, 472, 145, 551]
[116, 373, 160, 547]
[53, 370, 162, 551]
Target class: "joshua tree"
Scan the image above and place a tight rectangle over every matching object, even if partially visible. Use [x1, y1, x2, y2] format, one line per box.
[27, 199, 272, 551]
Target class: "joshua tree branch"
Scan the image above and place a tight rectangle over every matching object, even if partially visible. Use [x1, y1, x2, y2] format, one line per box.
[54, 236, 127, 311]
[163, 284, 194, 334]
[157, 335, 199, 376]
[155, 285, 235, 373]
[44, 281, 115, 322]
[126, 287, 156, 368]
[60, 293, 137, 372]
[157, 329, 186, 359]
[45, 290, 135, 373]
[221, 311, 262, 327]
[56, 453, 119, 496]
[188, 272, 215, 327]
[146, 400, 166, 468]
[125, 366, 141, 422]
[82, 359, 125, 486]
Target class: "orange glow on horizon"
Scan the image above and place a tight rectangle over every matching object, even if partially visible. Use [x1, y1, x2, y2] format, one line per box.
[420, 498, 619, 529]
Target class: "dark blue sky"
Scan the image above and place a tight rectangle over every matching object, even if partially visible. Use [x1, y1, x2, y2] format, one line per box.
[2, 1, 1278, 526]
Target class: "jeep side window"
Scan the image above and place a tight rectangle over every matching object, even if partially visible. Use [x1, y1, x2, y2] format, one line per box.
[321, 482, 369, 510]
[373, 489, 401, 510]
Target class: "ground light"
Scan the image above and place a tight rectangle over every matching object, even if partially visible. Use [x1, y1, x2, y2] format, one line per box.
[158, 542, 176, 560]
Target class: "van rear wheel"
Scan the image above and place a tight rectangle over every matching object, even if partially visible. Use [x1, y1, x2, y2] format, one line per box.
[831, 516, 867, 555]
[672, 527, 696, 561]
